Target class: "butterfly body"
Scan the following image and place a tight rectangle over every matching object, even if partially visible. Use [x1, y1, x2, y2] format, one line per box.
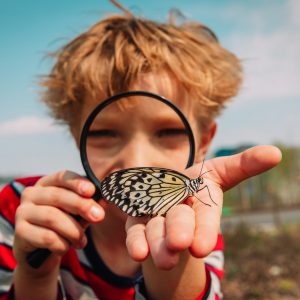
[101, 167, 211, 217]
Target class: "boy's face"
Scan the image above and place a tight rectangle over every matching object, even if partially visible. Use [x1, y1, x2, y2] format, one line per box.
[77, 72, 216, 219]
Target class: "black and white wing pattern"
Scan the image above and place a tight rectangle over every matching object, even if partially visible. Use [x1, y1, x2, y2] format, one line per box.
[100, 167, 195, 217]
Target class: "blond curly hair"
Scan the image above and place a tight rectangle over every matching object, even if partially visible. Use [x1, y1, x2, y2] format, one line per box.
[40, 4, 242, 132]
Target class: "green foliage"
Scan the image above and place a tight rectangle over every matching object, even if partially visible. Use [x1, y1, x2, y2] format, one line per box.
[222, 224, 300, 299]
[223, 144, 300, 212]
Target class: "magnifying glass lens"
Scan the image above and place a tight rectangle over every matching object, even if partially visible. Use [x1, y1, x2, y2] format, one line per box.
[86, 94, 191, 181]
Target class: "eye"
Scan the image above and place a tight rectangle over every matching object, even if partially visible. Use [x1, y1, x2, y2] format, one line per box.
[157, 128, 188, 138]
[87, 129, 118, 138]
[86, 129, 120, 149]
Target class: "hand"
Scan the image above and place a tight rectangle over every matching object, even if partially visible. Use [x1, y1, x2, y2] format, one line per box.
[13, 170, 105, 275]
[125, 145, 282, 269]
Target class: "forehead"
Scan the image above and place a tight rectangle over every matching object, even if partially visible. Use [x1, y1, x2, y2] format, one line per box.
[89, 97, 190, 131]
[81, 71, 196, 124]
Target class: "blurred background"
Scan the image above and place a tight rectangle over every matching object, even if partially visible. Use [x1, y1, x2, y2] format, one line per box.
[1, 1, 299, 299]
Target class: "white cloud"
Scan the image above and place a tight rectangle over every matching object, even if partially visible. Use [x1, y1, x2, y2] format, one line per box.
[288, 0, 300, 27]
[0, 116, 63, 136]
[226, 0, 300, 103]
[186, 1, 300, 104]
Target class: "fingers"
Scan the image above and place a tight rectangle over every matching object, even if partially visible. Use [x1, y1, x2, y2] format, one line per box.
[21, 185, 104, 223]
[166, 194, 222, 259]
[165, 204, 195, 251]
[36, 170, 96, 198]
[209, 145, 282, 191]
[125, 217, 149, 261]
[126, 205, 195, 269]
[189, 191, 222, 257]
[126, 215, 179, 269]
[15, 221, 73, 255]
[13, 170, 104, 269]
[145, 217, 179, 270]
[15, 204, 87, 250]
[126, 146, 281, 267]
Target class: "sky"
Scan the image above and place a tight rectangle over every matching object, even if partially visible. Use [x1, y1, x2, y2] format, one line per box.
[0, 0, 299, 176]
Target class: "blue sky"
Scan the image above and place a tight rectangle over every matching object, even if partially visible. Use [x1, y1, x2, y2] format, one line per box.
[0, 0, 299, 175]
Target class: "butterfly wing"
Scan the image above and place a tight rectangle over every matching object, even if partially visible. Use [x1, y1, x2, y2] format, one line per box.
[101, 167, 191, 217]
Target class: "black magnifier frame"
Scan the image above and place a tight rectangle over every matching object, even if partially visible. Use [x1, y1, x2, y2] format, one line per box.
[26, 90, 195, 269]
[80, 90, 196, 195]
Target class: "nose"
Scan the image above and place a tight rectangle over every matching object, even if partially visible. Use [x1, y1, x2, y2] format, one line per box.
[117, 134, 164, 170]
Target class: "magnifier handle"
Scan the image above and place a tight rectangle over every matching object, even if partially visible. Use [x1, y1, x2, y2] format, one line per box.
[26, 189, 102, 269]
[26, 248, 52, 269]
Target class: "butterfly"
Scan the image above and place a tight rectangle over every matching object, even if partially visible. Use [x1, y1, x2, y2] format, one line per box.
[100, 164, 217, 217]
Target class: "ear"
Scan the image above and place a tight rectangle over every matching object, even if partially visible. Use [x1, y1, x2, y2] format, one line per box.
[195, 122, 217, 162]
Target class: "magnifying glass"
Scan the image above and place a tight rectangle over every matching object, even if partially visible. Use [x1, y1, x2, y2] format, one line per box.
[81, 90, 196, 216]
[27, 90, 196, 268]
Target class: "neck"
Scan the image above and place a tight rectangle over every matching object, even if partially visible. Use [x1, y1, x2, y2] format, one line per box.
[91, 206, 127, 246]
[89, 204, 141, 277]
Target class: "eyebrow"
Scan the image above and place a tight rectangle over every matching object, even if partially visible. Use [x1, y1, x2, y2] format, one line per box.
[90, 111, 188, 129]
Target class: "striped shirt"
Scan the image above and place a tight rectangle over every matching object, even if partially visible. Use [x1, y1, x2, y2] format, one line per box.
[0, 177, 224, 299]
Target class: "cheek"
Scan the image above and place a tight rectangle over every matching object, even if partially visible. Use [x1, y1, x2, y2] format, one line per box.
[85, 150, 115, 180]
[190, 126, 203, 162]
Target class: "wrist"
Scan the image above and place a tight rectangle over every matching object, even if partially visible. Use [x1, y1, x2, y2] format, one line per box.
[14, 262, 60, 300]
[15, 254, 61, 281]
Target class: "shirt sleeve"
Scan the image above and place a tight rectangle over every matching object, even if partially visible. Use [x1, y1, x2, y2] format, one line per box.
[202, 233, 225, 299]
[0, 177, 68, 300]
[0, 182, 19, 299]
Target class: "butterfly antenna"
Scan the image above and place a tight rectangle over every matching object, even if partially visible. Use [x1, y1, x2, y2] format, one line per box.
[198, 160, 213, 178]
[199, 160, 205, 177]
[201, 169, 213, 176]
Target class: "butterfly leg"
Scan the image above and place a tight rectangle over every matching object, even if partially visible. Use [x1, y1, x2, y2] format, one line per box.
[193, 194, 212, 207]
[198, 185, 218, 206]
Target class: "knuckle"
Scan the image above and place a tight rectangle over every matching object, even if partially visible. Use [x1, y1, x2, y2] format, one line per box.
[42, 231, 57, 246]
[55, 246, 69, 255]
[80, 200, 92, 215]
[54, 170, 84, 193]
[15, 203, 32, 223]
[20, 187, 34, 203]
[51, 239, 70, 255]
[15, 205, 25, 221]
[42, 208, 56, 227]
[47, 188, 61, 206]
[71, 229, 84, 245]
[15, 221, 27, 238]
[70, 196, 82, 212]
[55, 170, 69, 183]
[73, 197, 89, 215]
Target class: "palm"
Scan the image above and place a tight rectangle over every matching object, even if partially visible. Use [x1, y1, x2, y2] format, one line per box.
[125, 145, 281, 268]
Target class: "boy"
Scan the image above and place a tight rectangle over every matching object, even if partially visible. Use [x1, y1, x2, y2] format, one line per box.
[0, 2, 281, 300]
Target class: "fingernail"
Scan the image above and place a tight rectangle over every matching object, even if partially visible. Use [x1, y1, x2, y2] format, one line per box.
[80, 181, 92, 194]
[90, 206, 102, 220]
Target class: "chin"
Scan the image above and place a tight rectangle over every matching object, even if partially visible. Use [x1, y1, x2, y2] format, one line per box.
[106, 201, 128, 222]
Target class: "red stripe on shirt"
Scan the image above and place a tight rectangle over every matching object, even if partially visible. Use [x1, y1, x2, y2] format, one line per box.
[196, 267, 211, 300]
[214, 234, 224, 251]
[0, 244, 16, 270]
[0, 185, 19, 227]
[15, 176, 41, 187]
[206, 264, 224, 280]
[61, 248, 135, 300]
[0, 176, 41, 227]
